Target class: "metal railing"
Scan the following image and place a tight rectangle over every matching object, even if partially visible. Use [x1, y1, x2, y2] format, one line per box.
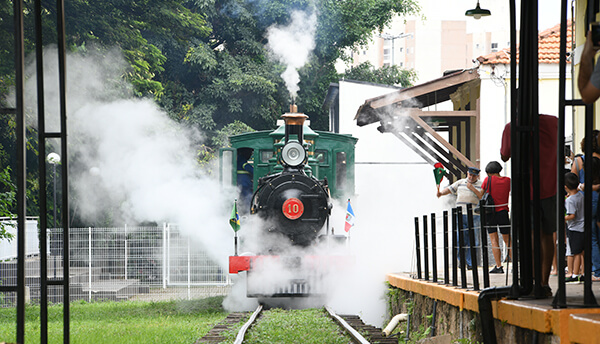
[0, 224, 230, 307]
[413, 203, 511, 291]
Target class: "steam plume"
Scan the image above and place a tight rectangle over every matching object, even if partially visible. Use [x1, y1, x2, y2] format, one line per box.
[266, 10, 317, 98]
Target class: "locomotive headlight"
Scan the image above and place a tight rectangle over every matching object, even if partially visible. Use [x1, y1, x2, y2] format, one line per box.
[281, 141, 306, 167]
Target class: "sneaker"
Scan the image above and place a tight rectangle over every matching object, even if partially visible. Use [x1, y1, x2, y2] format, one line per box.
[489, 266, 504, 274]
[565, 275, 581, 284]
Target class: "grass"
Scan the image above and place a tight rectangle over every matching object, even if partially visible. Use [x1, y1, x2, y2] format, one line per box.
[218, 308, 354, 344]
[0, 296, 228, 344]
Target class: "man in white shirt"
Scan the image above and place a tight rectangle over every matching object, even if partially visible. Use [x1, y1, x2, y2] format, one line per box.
[437, 167, 483, 269]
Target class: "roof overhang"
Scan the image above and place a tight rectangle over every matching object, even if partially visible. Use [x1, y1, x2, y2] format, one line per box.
[355, 68, 480, 126]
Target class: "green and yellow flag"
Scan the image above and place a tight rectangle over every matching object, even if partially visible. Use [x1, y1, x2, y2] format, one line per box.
[229, 200, 240, 232]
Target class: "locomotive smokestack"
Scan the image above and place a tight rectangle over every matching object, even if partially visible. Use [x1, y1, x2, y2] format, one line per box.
[290, 98, 297, 113]
[282, 113, 307, 143]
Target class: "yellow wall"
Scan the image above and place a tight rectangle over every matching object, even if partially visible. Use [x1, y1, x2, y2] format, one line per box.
[573, 1, 600, 152]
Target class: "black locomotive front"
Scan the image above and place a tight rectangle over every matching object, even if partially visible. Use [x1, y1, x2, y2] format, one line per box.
[250, 112, 331, 247]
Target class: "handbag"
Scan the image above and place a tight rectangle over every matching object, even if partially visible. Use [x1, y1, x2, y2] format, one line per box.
[481, 176, 496, 220]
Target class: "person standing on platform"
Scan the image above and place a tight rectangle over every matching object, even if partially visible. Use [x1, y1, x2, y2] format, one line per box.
[436, 167, 483, 270]
[570, 134, 600, 281]
[481, 161, 512, 274]
[500, 114, 558, 297]
[565, 172, 586, 283]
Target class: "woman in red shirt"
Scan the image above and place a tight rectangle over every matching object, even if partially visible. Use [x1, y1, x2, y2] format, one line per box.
[481, 161, 511, 274]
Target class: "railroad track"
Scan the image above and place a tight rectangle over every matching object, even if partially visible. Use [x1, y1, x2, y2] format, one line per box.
[195, 305, 397, 344]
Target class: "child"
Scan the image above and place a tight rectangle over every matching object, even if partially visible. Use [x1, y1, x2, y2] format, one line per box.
[565, 172, 585, 283]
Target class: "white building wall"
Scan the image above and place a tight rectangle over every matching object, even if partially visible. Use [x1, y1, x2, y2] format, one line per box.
[334, 81, 447, 275]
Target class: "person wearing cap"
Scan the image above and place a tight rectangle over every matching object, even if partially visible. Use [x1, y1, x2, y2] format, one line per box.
[437, 166, 483, 269]
[480, 161, 512, 274]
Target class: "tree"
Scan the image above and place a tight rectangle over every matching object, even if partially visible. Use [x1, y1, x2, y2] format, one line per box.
[0, 0, 421, 226]
[0, 166, 16, 241]
[342, 61, 417, 87]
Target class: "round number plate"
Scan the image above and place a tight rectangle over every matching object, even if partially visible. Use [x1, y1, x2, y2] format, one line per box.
[282, 198, 304, 220]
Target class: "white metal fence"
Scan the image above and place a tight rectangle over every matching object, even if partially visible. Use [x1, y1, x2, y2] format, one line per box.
[0, 224, 230, 306]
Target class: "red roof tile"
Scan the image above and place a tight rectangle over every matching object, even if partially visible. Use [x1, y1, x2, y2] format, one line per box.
[476, 21, 573, 65]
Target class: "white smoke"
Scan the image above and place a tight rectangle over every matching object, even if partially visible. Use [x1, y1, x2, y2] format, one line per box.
[11, 46, 237, 267]
[266, 10, 317, 98]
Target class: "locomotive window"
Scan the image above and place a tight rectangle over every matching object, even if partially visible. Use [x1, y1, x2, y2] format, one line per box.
[315, 150, 328, 164]
[260, 150, 273, 163]
[335, 151, 347, 189]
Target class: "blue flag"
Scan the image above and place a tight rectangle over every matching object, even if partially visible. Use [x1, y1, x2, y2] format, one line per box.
[345, 199, 355, 232]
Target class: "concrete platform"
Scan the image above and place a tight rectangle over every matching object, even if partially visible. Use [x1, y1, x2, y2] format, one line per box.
[386, 270, 600, 343]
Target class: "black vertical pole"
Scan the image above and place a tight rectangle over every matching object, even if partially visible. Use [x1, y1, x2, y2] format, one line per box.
[443, 210, 449, 285]
[452, 208, 458, 287]
[13, 0, 26, 342]
[414, 217, 422, 279]
[423, 215, 429, 281]
[467, 204, 479, 291]
[34, 0, 49, 340]
[480, 200, 490, 288]
[508, 0, 521, 300]
[56, 0, 71, 338]
[552, 0, 569, 309]
[582, 3, 597, 306]
[457, 208, 467, 288]
[431, 213, 438, 283]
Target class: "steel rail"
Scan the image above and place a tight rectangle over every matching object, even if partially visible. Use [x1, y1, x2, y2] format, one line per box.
[325, 306, 370, 344]
[233, 304, 263, 344]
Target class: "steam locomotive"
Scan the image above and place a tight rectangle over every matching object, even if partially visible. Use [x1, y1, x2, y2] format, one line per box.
[222, 108, 356, 298]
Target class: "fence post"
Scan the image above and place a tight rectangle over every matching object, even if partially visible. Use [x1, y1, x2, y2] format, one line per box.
[414, 217, 422, 279]
[430, 213, 437, 283]
[187, 239, 191, 300]
[466, 204, 479, 291]
[124, 224, 128, 281]
[88, 227, 92, 302]
[480, 200, 490, 288]
[451, 208, 457, 287]
[443, 210, 449, 285]
[423, 215, 429, 281]
[163, 223, 167, 289]
[457, 207, 467, 288]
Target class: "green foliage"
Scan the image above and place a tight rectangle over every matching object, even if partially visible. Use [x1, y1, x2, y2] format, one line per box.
[212, 121, 256, 148]
[0, 297, 228, 343]
[0, 0, 421, 227]
[0, 166, 15, 241]
[342, 61, 417, 87]
[222, 308, 353, 344]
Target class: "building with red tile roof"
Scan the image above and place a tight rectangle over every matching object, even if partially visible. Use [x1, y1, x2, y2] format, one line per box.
[476, 21, 573, 65]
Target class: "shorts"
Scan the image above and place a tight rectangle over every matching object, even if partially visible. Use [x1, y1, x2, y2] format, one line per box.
[485, 209, 511, 235]
[531, 195, 557, 235]
[567, 229, 584, 255]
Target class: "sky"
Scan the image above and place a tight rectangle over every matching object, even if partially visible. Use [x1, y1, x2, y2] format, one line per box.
[539, 0, 569, 31]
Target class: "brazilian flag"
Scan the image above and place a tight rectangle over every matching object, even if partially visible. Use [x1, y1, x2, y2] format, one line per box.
[229, 200, 240, 232]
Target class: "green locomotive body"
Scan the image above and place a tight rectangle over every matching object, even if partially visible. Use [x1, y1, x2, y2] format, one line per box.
[219, 120, 357, 201]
